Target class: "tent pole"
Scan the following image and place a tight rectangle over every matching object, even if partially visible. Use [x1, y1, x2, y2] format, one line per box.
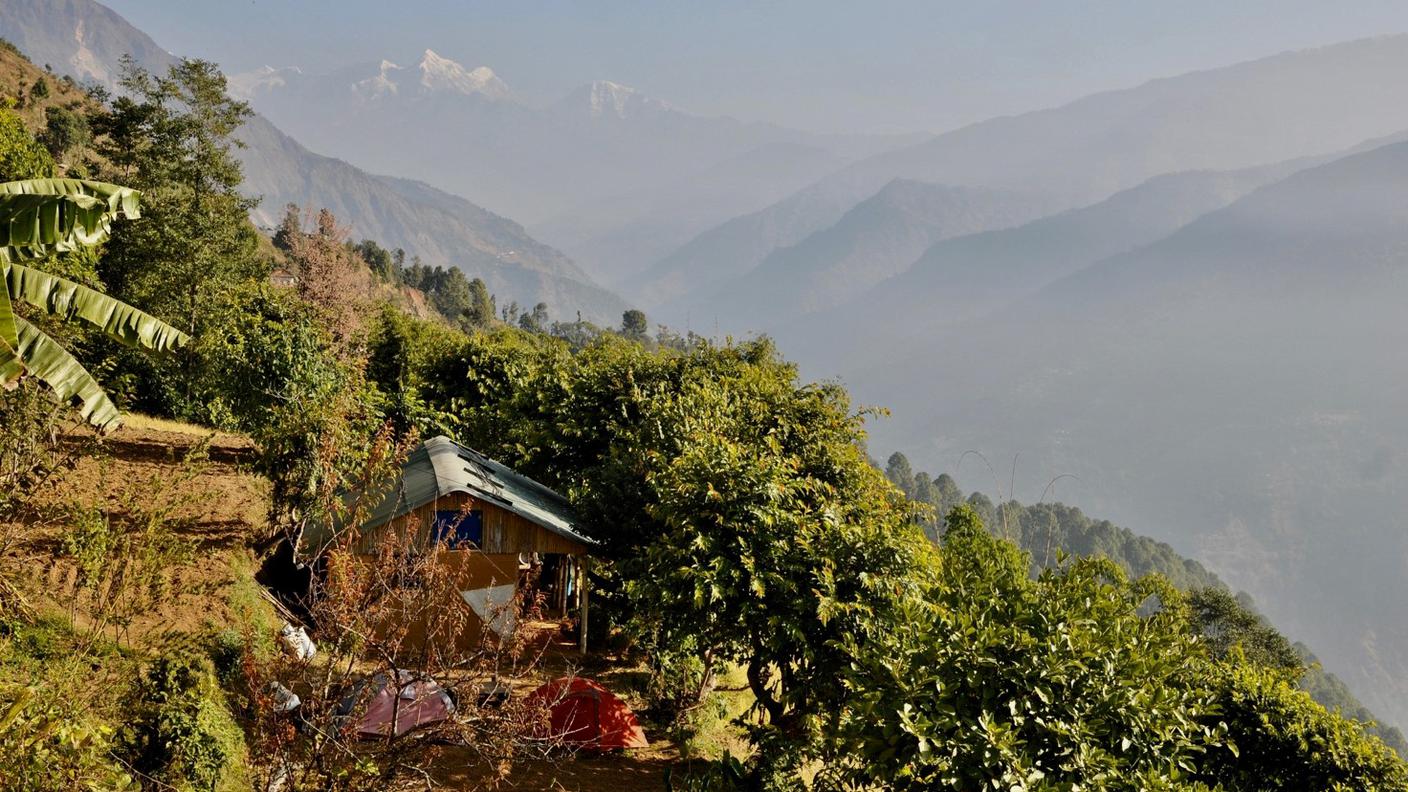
[578, 555, 590, 656]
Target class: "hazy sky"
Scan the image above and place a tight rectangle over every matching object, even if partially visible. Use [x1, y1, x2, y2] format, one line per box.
[104, 0, 1408, 134]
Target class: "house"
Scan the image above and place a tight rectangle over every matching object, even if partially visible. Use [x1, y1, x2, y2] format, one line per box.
[269, 267, 298, 288]
[300, 436, 596, 653]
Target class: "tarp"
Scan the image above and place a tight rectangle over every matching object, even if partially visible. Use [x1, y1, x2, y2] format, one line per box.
[340, 670, 455, 739]
[459, 582, 518, 636]
[525, 676, 648, 750]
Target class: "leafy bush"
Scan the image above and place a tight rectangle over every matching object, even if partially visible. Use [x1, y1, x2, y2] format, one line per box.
[829, 505, 1220, 789]
[0, 683, 136, 792]
[416, 332, 929, 776]
[0, 616, 136, 791]
[123, 651, 247, 792]
[645, 649, 710, 722]
[826, 506, 1408, 790]
[1198, 659, 1408, 790]
[0, 381, 91, 526]
[0, 107, 54, 180]
[178, 282, 379, 539]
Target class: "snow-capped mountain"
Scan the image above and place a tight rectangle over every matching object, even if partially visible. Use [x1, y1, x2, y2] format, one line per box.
[229, 55, 912, 281]
[233, 50, 511, 103]
[228, 65, 301, 99]
[414, 49, 509, 98]
[557, 80, 674, 120]
[0, 0, 633, 324]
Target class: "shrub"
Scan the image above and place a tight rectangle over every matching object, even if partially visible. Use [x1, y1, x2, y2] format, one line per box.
[1196, 659, 1408, 790]
[0, 683, 136, 792]
[644, 646, 712, 725]
[123, 651, 247, 792]
[0, 107, 54, 180]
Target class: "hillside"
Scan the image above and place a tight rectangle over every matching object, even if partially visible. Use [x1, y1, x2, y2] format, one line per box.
[534, 141, 852, 287]
[0, 418, 681, 791]
[853, 134, 1408, 734]
[775, 157, 1315, 370]
[0, 0, 632, 324]
[880, 459, 1408, 757]
[643, 35, 1408, 324]
[236, 121, 631, 322]
[682, 179, 1057, 330]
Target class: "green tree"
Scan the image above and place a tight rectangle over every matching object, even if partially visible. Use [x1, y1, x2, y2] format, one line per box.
[1187, 587, 1300, 670]
[465, 276, 495, 329]
[620, 308, 648, 338]
[418, 334, 928, 777]
[38, 106, 90, 165]
[425, 266, 469, 321]
[183, 281, 376, 536]
[884, 450, 915, 496]
[353, 237, 396, 282]
[94, 57, 261, 336]
[518, 301, 549, 332]
[28, 77, 48, 101]
[271, 202, 301, 255]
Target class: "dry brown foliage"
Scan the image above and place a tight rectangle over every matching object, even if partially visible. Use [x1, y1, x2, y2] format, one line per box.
[239, 427, 575, 791]
[288, 207, 374, 349]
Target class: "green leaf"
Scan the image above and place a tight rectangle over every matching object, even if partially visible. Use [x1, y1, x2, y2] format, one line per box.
[5, 263, 188, 352]
[0, 179, 141, 263]
[0, 272, 15, 353]
[0, 317, 121, 430]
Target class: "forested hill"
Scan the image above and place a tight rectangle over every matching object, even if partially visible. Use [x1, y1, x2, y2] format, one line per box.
[881, 451, 1408, 757]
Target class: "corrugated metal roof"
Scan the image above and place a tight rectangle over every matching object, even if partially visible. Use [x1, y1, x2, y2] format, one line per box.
[302, 436, 593, 554]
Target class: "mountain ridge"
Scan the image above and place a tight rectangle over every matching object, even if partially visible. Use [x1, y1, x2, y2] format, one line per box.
[851, 133, 1408, 734]
[674, 178, 1060, 330]
[642, 34, 1408, 322]
[0, 0, 632, 323]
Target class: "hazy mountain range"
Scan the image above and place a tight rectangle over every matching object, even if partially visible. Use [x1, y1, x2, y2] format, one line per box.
[226, 52, 920, 287]
[640, 34, 1408, 731]
[671, 179, 1060, 330]
[0, 0, 631, 323]
[643, 35, 1408, 332]
[820, 131, 1408, 732]
[7, 0, 1408, 738]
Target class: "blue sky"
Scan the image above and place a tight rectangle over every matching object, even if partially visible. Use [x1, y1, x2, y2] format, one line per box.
[105, 0, 1408, 134]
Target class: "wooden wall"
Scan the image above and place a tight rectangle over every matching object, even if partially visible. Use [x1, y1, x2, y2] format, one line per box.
[359, 492, 588, 556]
[348, 492, 589, 655]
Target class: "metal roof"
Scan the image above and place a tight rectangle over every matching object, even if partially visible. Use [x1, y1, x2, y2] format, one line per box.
[302, 436, 593, 554]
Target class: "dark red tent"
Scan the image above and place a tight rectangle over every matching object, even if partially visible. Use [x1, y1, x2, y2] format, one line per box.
[525, 676, 649, 750]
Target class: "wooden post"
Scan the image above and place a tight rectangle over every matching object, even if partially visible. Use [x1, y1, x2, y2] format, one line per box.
[557, 559, 567, 613]
[578, 555, 590, 656]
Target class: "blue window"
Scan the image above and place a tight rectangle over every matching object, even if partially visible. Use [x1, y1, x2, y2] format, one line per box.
[432, 509, 483, 548]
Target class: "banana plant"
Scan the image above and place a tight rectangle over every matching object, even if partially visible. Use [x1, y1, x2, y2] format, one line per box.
[0, 178, 188, 431]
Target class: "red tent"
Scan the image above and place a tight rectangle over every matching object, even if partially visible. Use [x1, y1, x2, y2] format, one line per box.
[339, 671, 455, 739]
[525, 676, 649, 750]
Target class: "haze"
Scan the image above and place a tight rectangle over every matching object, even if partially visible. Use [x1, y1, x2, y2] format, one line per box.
[103, 0, 1408, 134]
[6, 0, 1408, 777]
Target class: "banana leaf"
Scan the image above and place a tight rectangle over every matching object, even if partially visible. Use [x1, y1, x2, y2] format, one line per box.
[0, 179, 141, 263]
[0, 316, 120, 430]
[4, 263, 188, 352]
[0, 273, 14, 353]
